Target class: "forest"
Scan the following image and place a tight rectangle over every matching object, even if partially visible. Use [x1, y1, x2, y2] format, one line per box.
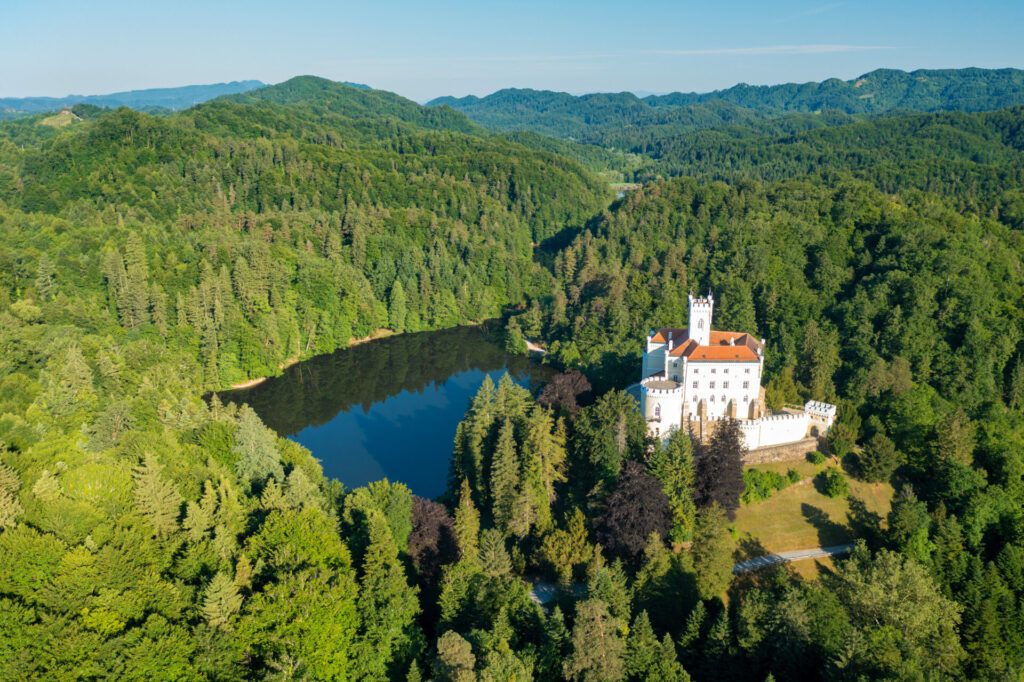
[1, 71, 1024, 680]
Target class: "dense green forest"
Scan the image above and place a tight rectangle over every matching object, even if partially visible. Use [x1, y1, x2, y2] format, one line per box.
[2, 72, 1024, 680]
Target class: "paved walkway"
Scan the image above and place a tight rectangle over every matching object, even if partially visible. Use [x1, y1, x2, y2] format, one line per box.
[732, 544, 853, 574]
[530, 544, 853, 604]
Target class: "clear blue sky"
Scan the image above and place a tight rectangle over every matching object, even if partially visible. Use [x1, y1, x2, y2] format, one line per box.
[2, 0, 1023, 102]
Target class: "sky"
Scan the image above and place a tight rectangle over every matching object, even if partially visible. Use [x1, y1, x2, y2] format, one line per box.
[2, 0, 1023, 102]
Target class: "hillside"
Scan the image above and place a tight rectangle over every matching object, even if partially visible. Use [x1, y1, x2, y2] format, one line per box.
[0, 80, 266, 118]
[3, 71, 1024, 680]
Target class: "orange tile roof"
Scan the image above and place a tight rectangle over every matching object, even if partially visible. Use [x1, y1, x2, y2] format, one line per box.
[652, 328, 762, 362]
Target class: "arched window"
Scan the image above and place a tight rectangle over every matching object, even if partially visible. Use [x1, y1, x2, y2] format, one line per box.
[698, 319, 704, 329]
[654, 404, 661, 419]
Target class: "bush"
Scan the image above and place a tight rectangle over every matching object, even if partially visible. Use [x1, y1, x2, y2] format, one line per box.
[741, 468, 800, 504]
[807, 451, 827, 465]
[817, 468, 849, 498]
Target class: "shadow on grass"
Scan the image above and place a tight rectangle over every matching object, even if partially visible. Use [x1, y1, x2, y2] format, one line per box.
[800, 503, 850, 547]
[846, 495, 883, 549]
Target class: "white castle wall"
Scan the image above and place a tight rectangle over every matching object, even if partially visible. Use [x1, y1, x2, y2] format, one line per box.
[639, 377, 684, 440]
[734, 412, 810, 449]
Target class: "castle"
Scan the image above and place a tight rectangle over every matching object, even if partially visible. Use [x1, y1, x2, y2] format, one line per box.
[639, 293, 836, 451]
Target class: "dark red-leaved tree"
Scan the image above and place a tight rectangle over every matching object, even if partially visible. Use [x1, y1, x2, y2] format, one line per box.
[408, 496, 457, 588]
[594, 460, 671, 564]
[538, 370, 593, 416]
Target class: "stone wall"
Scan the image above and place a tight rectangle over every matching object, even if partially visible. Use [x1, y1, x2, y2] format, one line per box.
[742, 437, 821, 465]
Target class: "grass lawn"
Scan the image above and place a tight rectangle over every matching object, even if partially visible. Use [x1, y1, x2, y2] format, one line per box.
[733, 458, 893, 556]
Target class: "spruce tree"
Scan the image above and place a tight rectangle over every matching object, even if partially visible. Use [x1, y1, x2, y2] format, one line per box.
[453, 479, 480, 564]
[389, 281, 408, 332]
[489, 418, 519, 533]
[691, 504, 735, 601]
[132, 453, 183, 538]
[202, 571, 243, 630]
[233, 405, 284, 488]
[353, 511, 420, 681]
[0, 460, 22, 529]
[649, 430, 697, 542]
[479, 529, 511, 578]
[564, 598, 625, 682]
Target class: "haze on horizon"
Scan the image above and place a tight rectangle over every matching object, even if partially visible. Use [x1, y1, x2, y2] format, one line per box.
[2, 0, 1023, 102]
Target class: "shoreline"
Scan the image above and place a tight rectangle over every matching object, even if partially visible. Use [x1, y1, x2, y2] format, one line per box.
[226, 328, 395, 390]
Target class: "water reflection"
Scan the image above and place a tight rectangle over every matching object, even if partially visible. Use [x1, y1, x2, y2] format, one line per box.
[219, 324, 552, 498]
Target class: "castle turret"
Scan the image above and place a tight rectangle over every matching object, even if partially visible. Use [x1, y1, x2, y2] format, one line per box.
[687, 293, 713, 346]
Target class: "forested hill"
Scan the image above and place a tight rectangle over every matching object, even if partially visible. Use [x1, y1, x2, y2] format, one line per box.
[429, 67, 1024, 140]
[0, 79, 266, 118]
[648, 67, 1024, 113]
[0, 75, 607, 389]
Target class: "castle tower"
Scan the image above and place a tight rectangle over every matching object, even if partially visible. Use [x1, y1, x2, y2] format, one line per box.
[687, 292, 713, 346]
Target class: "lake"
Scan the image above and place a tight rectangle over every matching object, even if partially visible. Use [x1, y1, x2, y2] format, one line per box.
[219, 325, 553, 499]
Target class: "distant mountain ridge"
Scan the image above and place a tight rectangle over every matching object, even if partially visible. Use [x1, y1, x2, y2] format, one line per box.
[0, 80, 266, 118]
[428, 68, 1024, 138]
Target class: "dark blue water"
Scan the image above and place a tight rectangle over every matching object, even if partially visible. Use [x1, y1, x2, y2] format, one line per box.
[220, 325, 551, 498]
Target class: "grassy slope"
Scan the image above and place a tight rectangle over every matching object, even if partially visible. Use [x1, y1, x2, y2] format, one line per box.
[734, 459, 894, 555]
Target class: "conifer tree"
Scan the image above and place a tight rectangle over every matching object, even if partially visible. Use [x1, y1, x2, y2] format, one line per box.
[284, 466, 320, 509]
[625, 611, 661, 680]
[353, 511, 421, 681]
[132, 453, 183, 538]
[389, 281, 408, 332]
[452, 376, 496, 500]
[649, 430, 697, 542]
[453, 479, 480, 564]
[691, 504, 734, 601]
[489, 418, 519, 533]
[233, 405, 284, 488]
[35, 253, 57, 301]
[184, 480, 217, 541]
[203, 571, 243, 630]
[124, 232, 151, 327]
[564, 598, 625, 682]
[0, 460, 22, 529]
[32, 468, 62, 502]
[479, 529, 511, 578]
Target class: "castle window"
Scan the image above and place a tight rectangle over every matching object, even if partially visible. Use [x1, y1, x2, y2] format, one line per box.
[693, 368, 699, 374]
[654, 405, 661, 418]
[723, 381, 729, 389]
[692, 381, 698, 389]
[721, 395, 726, 403]
[698, 320, 704, 329]
[724, 369, 729, 374]
[745, 368, 751, 374]
[710, 368, 716, 374]
[709, 395, 715, 402]
[692, 395, 697, 402]
[709, 381, 715, 389]
[743, 381, 749, 389]
[743, 395, 748, 402]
